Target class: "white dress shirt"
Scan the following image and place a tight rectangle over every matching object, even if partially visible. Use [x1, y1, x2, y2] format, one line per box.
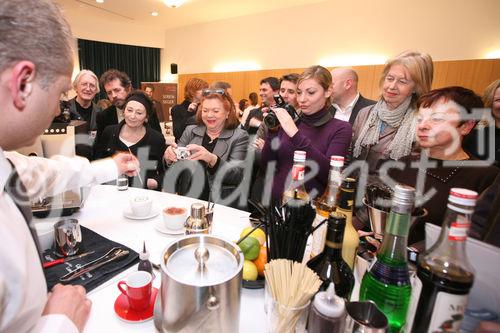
[333, 93, 360, 122]
[0, 149, 117, 333]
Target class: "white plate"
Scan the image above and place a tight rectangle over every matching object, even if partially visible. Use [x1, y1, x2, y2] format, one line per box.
[154, 220, 184, 235]
[123, 206, 160, 220]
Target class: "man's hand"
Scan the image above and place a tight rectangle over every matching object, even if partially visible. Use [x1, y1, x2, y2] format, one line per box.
[113, 153, 139, 177]
[42, 284, 91, 332]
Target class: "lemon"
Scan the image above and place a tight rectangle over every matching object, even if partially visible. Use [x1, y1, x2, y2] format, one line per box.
[243, 260, 258, 281]
[238, 237, 260, 260]
[240, 227, 266, 246]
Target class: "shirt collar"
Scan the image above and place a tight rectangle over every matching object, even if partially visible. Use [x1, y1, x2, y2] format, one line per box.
[333, 92, 360, 113]
[0, 148, 13, 193]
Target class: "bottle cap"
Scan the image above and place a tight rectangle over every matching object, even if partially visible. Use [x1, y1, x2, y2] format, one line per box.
[312, 283, 345, 318]
[330, 155, 345, 167]
[391, 184, 415, 214]
[341, 178, 356, 190]
[139, 251, 149, 260]
[293, 150, 306, 162]
[190, 202, 206, 219]
[449, 188, 478, 207]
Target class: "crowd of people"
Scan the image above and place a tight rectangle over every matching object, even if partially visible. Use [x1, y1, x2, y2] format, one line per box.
[0, 0, 499, 331]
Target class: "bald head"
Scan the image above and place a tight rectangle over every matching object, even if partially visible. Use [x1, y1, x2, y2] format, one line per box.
[330, 68, 359, 106]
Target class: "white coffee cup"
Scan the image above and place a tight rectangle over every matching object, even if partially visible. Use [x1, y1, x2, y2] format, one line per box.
[130, 196, 153, 217]
[162, 207, 187, 231]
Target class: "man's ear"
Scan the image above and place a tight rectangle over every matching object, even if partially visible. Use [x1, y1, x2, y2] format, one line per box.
[10, 61, 36, 110]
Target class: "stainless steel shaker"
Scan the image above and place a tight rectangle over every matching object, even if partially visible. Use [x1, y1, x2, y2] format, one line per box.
[54, 218, 82, 257]
[344, 301, 388, 333]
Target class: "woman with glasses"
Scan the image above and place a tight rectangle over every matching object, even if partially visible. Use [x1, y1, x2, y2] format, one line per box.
[352, 50, 434, 173]
[94, 90, 166, 190]
[261, 66, 352, 201]
[164, 89, 249, 208]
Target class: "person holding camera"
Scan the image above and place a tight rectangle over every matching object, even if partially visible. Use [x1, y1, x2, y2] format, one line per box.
[261, 66, 352, 201]
[171, 78, 209, 143]
[163, 89, 249, 209]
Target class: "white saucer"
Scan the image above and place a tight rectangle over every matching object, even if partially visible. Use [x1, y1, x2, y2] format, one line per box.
[123, 206, 160, 220]
[154, 220, 184, 235]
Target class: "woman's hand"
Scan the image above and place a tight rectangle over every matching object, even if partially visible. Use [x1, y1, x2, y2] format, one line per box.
[253, 138, 265, 150]
[274, 107, 298, 137]
[164, 143, 178, 163]
[187, 144, 218, 167]
[146, 178, 158, 190]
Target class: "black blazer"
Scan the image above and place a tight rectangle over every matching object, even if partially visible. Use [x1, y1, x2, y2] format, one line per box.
[171, 99, 196, 143]
[348, 94, 376, 124]
[94, 121, 167, 190]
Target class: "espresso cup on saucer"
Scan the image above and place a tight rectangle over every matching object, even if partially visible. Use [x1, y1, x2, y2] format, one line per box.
[117, 271, 152, 311]
[130, 196, 153, 217]
[162, 206, 187, 231]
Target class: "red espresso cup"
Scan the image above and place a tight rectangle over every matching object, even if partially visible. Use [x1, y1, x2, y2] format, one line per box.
[117, 271, 152, 311]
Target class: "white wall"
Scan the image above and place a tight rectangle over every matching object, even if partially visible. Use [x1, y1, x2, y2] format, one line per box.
[163, 0, 500, 76]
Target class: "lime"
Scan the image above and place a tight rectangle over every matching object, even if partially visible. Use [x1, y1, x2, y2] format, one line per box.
[238, 237, 260, 260]
[243, 260, 258, 281]
[240, 227, 266, 246]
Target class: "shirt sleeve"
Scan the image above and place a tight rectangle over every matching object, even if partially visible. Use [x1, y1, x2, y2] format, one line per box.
[4, 151, 118, 199]
[32, 314, 79, 333]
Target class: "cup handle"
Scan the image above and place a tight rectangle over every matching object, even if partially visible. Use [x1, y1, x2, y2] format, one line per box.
[117, 281, 127, 295]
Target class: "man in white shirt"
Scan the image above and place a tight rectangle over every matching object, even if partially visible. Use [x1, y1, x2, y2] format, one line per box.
[0, 1, 139, 332]
[331, 68, 375, 124]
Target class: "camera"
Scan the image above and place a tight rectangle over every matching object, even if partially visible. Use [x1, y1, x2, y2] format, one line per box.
[264, 95, 298, 129]
[175, 147, 190, 160]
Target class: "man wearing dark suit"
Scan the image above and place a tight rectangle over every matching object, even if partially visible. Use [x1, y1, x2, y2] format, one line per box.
[330, 68, 376, 125]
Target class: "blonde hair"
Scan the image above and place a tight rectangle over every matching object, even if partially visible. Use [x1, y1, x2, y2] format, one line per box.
[483, 79, 500, 109]
[298, 65, 332, 91]
[380, 50, 434, 106]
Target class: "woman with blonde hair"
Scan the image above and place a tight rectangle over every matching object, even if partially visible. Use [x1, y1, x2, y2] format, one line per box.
[352, 50, 434, 172]
[171, 77, 209, 142]
[261, 65, 352, 201]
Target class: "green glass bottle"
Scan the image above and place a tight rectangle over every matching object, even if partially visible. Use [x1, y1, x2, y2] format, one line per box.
[359, 184, 414, 333]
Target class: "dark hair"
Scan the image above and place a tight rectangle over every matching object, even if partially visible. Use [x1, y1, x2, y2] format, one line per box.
[260, 77, 280, 91]
[280, 73, 300, 85]
[418, 86, 484, 115]
[144, 84, 154, 91]
[249, 92, 258, 105]
[100, 69, 131, 90]
[196, 92, 240, 130]
[125, 90, 154, 118]
[239, 99, 248, 111]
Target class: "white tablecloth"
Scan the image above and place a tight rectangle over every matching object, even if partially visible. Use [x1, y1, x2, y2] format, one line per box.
[35, 185, 266, 332]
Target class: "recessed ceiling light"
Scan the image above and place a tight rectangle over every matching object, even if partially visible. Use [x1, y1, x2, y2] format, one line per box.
[163, 0, 184, 8]
[96, 0, 104, 3]
[151, 11, 159, 16]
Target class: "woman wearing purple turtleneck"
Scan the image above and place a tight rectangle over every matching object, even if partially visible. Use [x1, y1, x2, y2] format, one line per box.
[261, 66, 352, 201]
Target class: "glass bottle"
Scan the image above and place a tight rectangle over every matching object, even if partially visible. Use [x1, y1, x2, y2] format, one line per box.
[308, 283, 346, 333]
[359, 184, 414, 333]
[307, 211, 354, 299]
[411, 188, 477, 333]
[335, 178, 358, 269]
[310, 156, 344, 258]
[282, 150, 309, 204]
[137, 241, 153, 274]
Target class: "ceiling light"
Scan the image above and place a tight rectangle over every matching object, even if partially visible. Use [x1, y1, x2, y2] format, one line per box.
[96, 0, 104, 3]
[163, 0, 184, 8]
[151, 11, 159, 16]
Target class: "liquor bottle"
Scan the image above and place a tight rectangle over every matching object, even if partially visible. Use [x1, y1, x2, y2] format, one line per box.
[310, 156, 345, 258]
[359, 184, 414, 333]
[307, 211, 354, 299]
[335, 178, 358, 269]
[411, 188, 477, 333]
[282, 150, 309, 204]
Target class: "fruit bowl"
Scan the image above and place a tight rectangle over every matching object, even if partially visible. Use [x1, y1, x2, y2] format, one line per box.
[242, 276, 265, 289]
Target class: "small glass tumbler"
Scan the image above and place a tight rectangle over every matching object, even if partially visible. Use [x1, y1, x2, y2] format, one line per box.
[266, 299, 310, 333]
[116, 174, 128, 191]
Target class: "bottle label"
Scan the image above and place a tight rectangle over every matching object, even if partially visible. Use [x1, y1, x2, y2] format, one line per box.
[427, 292, 468, 333]
[448, 216, 470, 242]
[292, 165, 305, 181]
[310, 214, 327, 258]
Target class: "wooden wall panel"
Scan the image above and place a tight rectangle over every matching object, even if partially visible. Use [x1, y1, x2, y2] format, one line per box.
[177, 59, 500, 103]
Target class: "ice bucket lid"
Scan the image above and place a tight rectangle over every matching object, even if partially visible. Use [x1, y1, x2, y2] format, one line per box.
[164, 235, 243, 287]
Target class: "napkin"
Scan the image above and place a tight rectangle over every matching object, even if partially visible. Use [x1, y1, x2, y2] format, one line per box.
[43, 226, 139, 292]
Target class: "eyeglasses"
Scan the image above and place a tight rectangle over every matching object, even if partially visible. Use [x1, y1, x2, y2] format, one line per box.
[202, 88, 225, 96]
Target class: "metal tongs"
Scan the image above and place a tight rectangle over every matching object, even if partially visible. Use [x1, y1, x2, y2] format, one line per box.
[59, 247, 129, 282]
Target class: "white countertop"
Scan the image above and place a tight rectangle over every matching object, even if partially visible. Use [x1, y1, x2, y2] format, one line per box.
[35, 185, 266, 332]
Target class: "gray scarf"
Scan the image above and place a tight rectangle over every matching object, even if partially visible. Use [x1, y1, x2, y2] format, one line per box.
[353, 96, 416, 160]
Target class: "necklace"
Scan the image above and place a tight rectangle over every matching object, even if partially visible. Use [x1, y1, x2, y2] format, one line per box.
[425, 160, 466, 183]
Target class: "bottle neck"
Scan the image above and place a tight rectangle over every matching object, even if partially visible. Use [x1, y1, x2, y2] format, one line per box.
[324, 239, 343, 259]
[378, 210, 411, 264]
[336, 187, 354, 211]
[291, 161, 305, 181]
